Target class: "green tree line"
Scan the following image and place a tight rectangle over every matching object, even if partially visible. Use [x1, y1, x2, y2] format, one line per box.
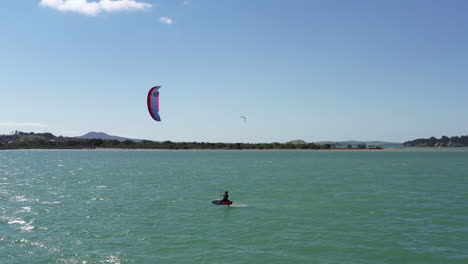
[404, 135, 468, 147]
[0, 132, 334, 150]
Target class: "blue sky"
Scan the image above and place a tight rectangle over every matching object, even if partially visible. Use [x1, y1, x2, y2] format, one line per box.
[1, 0, 467, 143]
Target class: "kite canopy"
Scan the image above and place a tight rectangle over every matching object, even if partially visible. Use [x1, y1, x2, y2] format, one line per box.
[240, 116, 246, 122]
[147, 86, 161, 121]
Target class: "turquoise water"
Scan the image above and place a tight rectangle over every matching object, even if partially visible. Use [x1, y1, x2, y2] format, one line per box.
[1, 150, 467, 263]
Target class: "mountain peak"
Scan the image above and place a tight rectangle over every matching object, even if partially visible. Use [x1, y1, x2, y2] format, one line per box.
[78, 132, 141, 142]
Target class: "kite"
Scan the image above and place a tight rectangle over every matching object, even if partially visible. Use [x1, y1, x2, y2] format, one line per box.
[147, 86, 161, 121]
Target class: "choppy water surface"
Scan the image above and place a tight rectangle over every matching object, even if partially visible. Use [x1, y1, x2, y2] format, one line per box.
[1, 150, 467, 263]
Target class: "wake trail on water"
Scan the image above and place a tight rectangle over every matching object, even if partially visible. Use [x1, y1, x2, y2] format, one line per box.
[231, 203, 248, 207]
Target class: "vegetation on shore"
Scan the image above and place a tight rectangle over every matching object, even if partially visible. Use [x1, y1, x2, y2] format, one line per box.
[404, 136, 468, 147]
[0, 132, 383, 150]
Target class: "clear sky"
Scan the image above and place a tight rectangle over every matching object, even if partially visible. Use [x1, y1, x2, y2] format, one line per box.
[1, 0, 467, 143]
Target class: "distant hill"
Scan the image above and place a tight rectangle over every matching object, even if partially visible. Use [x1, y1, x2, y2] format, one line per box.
[78, 132, 142, 142]
[285, 139, 307, 145]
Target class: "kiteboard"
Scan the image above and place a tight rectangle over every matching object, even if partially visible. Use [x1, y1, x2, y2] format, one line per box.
[212, 200, 233, 206]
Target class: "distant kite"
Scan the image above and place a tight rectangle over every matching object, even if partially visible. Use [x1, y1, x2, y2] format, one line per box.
[240, 116, 246, 122]
[147, 86, 161, 121]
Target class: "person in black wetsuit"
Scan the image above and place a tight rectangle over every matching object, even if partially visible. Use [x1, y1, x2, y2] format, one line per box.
[220, 191, 230, 206]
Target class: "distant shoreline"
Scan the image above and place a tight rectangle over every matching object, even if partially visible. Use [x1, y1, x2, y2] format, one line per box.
[2, 148, 468, 152]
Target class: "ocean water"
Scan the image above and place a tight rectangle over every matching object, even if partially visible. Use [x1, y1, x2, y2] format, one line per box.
[1, 150, 467, 264]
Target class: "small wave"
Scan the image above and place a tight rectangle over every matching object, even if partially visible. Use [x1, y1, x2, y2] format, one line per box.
[5, 237, 58, 253]
[31, 241, 48, 249]
[102, 255, 122, 264]
[20, 206, 31, 213]
[41, 201, 61, 205]
[7, 218, 35, 232]
[8, 218, 26, 225]
[11, 195, 35, 202]
[14, 238, 29, 244]
[14, 195, 27, 202]
[20, 222, 35, 231]
[96, 185, 108, 189]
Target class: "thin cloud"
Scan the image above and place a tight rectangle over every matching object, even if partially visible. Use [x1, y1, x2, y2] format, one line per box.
[0, 122, 48, 128]
[160, 16, 175, 25]
[40, 0, 153, 16]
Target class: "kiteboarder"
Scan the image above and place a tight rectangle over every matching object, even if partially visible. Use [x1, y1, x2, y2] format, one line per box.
[220, 191, 230, 206]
